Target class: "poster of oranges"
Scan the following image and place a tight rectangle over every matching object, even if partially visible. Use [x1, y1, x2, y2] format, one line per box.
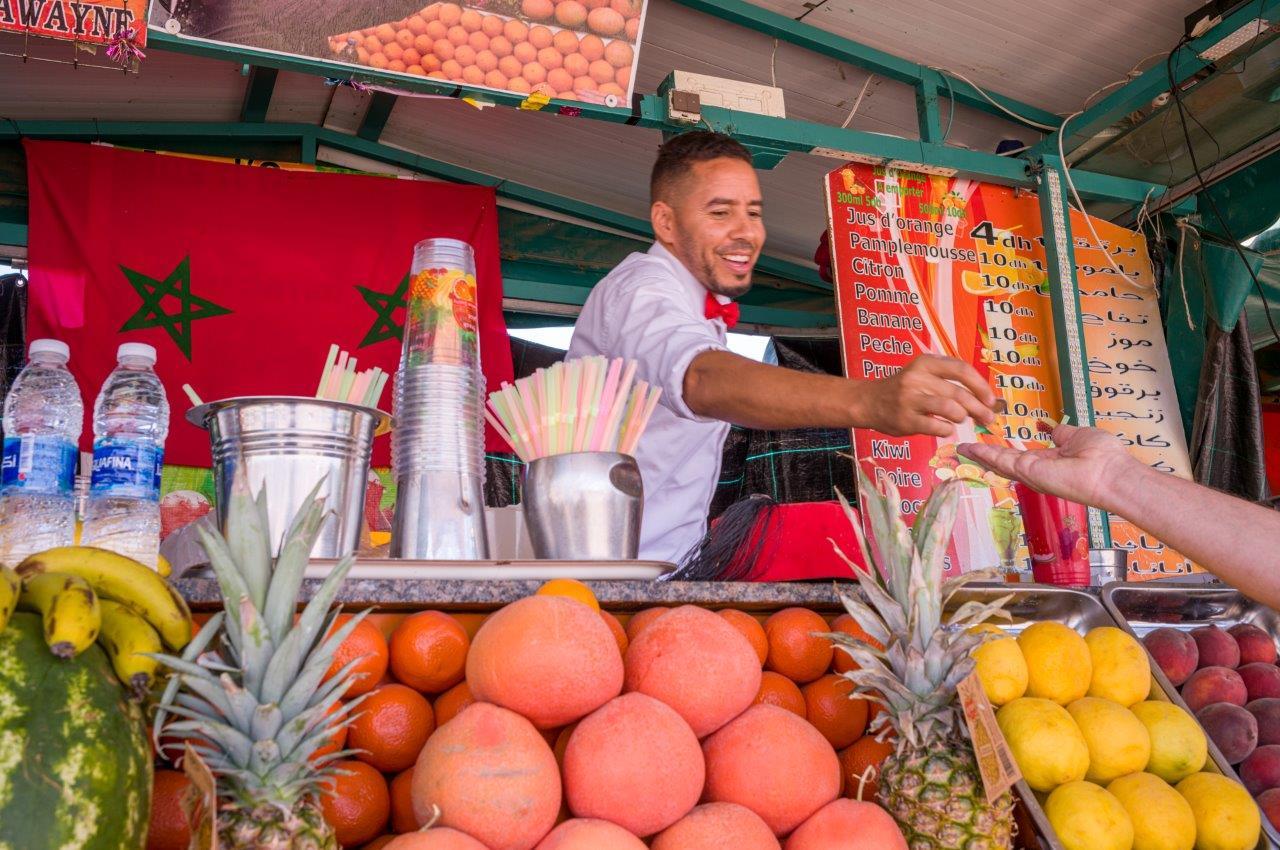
[824, 161, 1196, 580]
[150, 0, 646, 105]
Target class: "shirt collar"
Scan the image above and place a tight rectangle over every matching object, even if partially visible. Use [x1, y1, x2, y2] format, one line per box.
[647, 242, 731, 307]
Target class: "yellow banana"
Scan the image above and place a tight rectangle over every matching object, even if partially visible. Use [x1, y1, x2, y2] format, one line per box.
[18, 572, 100, 658]
[97, 598, 162, 698]
[17, 546, 192, 650]
[156, 554, 172, 578]
[0, 564, 20, 632]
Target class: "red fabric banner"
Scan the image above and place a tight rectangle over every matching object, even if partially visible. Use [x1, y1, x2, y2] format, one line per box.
[24, 140, 514, 467]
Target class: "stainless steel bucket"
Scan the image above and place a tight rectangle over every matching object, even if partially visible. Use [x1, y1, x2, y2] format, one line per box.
[187, 396, 390, 558]
[522, 452, 642, 561]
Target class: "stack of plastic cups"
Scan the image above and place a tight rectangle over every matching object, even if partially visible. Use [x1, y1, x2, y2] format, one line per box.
[390, 238, 490, 559]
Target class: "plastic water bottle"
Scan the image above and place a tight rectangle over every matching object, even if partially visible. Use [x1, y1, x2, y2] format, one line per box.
[82, 343, 169, 568]
[0, 339, 83, 564]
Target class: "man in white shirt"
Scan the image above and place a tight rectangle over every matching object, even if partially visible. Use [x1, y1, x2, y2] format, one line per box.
[569, 132, 996, 563]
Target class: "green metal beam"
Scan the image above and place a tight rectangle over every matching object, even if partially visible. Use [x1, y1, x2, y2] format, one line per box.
[666, 0, 1062, 131]
[143, 31, 1177, 211]
[357, 92, 398, 143]
[915, 75, 942, 145]
[1041, 0, 1280, 157]
[240, 66, 278, 123]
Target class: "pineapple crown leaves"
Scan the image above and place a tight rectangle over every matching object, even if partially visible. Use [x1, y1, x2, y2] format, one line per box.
[827, 465, 1014, 748]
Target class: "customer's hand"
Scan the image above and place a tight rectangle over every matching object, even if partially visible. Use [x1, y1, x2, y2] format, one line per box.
[957, 423, 1141, 511]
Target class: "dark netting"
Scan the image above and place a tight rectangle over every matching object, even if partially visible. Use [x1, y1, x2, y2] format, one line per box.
[1191, 314, 1270, 503]
[484, 335, 564, 507]
[0, 272, 27, 444]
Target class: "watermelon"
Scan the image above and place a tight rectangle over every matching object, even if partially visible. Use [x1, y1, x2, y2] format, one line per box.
[0, 612, 151, 849]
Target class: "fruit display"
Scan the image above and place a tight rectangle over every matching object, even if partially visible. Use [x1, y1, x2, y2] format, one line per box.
[326, 2, 639, 101]
[964, 596, 1262, 850]
[1143, 619, 1280, 832]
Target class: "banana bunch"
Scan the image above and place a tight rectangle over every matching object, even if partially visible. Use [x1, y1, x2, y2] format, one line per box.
[1, 547, 194, 698]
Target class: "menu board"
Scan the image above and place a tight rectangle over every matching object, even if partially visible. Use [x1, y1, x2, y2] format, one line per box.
[2, 0, 148, 46]
[825, 162, 1197, 579]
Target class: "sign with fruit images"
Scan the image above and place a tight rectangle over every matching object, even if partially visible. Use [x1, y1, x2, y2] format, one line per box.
[824, 162, 1198, 579]
[150, 0, 647, 105]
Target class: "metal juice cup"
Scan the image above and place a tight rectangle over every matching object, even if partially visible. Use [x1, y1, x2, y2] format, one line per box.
[187, 396, 390, 558]
[522, 452, 642, 560]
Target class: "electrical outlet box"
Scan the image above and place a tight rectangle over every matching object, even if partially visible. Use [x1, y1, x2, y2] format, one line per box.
[658, 71, 787, 119]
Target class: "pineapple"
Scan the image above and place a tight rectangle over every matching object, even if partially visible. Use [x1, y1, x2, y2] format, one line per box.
[153, 480, 368, 849]
[829, 469, 1017, 850]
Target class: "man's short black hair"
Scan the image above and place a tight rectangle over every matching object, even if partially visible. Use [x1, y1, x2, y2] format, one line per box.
[650, 131, 754, 204]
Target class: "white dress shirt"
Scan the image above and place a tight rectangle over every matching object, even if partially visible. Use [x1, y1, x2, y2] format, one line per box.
[567, 243, 733, 564]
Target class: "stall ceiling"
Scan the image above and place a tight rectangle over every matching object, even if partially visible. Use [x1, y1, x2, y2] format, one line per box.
[0, 0, 1212, 270]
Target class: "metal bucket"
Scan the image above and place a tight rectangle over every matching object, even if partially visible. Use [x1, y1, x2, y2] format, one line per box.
[187, 396, 391, 559]
[522, 452, 642, 561]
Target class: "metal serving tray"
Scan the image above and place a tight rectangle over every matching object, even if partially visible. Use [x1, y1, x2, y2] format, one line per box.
[1102, 581, 1278, 849]
[954, 583, 1267, 850]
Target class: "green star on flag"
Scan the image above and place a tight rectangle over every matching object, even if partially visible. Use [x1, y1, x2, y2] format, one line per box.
[357, 273, 409, 348]
[119, 256, 232, 360]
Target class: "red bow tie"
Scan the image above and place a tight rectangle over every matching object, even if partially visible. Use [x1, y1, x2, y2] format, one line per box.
[704, 293, 740, 329]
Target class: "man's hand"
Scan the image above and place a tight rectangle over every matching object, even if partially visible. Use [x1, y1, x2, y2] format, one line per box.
[859, 355, 997, 437]
[957, 424, 1143, 511]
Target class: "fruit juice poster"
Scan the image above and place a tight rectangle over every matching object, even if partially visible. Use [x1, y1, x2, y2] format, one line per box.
[150, 0, 648, 106]
[825, 162, 1196, 579]
[1072, 217, 1198, 579]
[1, 0, 149, 47]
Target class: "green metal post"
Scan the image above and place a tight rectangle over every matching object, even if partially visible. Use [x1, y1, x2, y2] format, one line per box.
[915, 75, 942, 145]
[1037, 154, 1110, 549]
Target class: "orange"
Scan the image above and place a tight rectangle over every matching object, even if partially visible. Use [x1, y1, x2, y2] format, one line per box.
[489, 35, 512, 57]
[504, 19, 529, 43]
[397, 29, 416, 49]
[764, 608, 833, 684]
[578, 33, 604, 61]
[438, 2, 462, 25]
[321, 760, 390, 848]
[528, 24, 554, 49]
[459, 8, 483, 31]
[348, 683, 435, 773]
[603, 39, 632, 68]
[467, 30, 489, 52]
[753, 670, 806, 716]
[310, 699, 349, 763]
[433, 680, 475, 727]
[482, 14, 505, 37]
[624, 606, 669, 642]
[552, 28, 580, 55]
[830, 613, 883, 674]
[407, 14, 429, 34]
[375, 23, 398, 43]
[839, 734, 894, 801]
[147, 770, 192, 850]
[718, 609, 768, 665]
[600, 610, 628, 655]
[803, 674, 869, 749]
[324, 615, 390, 698]
[588, 58, 615, 85]
[538, 46, 564, 70]
[390, 611, 470, 693]
[390, 768, 424, 833]
[537, 578, 600, 611]
[563, 53, 589, 77]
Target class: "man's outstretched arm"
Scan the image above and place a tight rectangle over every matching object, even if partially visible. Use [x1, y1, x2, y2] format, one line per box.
[958, 425, 1280, 609]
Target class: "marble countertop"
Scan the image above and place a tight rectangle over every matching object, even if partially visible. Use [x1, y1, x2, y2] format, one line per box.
[174, 578, 854, 611]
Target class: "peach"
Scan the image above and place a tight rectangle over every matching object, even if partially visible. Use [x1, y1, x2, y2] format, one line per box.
[624, 605, 763, 737]
[1196, 702, 1258, 764]
[555, 0, 588, 28]
[466, 595, 623, 729]
[587, 7, 625, 36]
[1192, 625, 1241, 669]
[1259, 788, 1280, 831]
[652, 803, 780, 850]
[563, 693, 704, 837]
[1146, 628, 1199, 684]
[534, 818, 647, 849]
[1251, 698, 1280, 745]
[784, 799, 908, 850]
[412, 703, 561, 850]
[1241, 744, 1280, 795]
[385, 829, 490, 850]
[1182, 666, 1247, 711]
[703, 704, 841, 836]
[1240, 663, 1280, 701]
[1229, 623, 1278, 665]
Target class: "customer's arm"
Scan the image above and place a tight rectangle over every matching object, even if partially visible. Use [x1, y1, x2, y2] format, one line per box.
[959, 425, 1280, 609]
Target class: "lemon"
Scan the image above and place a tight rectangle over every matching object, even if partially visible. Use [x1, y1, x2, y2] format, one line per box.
[1086, 626, 1153, 707]
[1044, 781, 1134, 850]
[535, 578, 600, 611]
[996, 697, 1089, 792]
[1176, 772, 1261, 850]
[1068, 697, 1152, 784]
[1130, 701, 1208, 784]
[1018, 621, 1092, 705]
[971, 626, 1028, 706]
[1108, 772, 1196, 850]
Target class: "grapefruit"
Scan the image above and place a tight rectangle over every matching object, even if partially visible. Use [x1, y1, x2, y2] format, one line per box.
[652, 802, 781, 850]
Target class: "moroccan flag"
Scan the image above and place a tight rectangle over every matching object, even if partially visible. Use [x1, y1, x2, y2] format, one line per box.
[24, 140, 514, 467]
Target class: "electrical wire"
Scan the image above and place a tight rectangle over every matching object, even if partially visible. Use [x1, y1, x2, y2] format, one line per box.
[840, 74, 875, 129]
[1165, 33, 1280, 345]
[929, 66, 1060, 132]
[1056, 110, 1134, 280]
